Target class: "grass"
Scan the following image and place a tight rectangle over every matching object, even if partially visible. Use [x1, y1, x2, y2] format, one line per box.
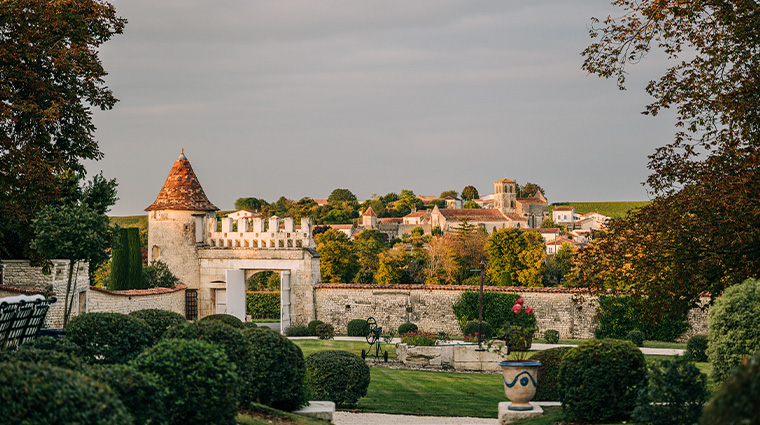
[550, 201, 650, 219]
[109, 215, 148, 230]
[293, 339, 397, 359]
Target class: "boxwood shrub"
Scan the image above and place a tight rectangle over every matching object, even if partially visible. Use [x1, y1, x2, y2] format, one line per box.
[347, 318, 370, 336]
[0, 360, 133, 424]
[398, 322, 418, 335]
[0, 345, 84, 370]
[308, 320, 324, 336]
[84, 364, 164, 425]
[243, 327, 308, 411]
[246, 291, 280, 319]
[628, 330, 645, 347]
[462, 320, 494, 339]
[198, 313, 244, 329]
[707, 278, 760, 383]
[701, 349, 760, 425]
[453, 292, 535, 330]
[284, 323, 310, 336]
[316, 323, 335, 340]
[128, 309, 186, 342]
[305, 350, 370, 408]
[558, 339, 647, 422]
[686, 334, 708, 362]
[595, 295, 688, 342]
[543, 329, 560, 344]
[65, 312, 153, 365]
[531, 346, 573, 401]
[132, 338, 239, 425]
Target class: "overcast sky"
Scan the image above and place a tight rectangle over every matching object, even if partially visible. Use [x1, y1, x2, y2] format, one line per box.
[88, 0, 678, 216]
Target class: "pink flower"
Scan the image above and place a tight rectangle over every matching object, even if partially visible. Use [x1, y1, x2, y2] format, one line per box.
[516, 298, 525, 306]
[512, 304, 522, 314]
[526, 307, 534, 314]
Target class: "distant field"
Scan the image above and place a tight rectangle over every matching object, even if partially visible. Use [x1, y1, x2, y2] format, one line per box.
[550, 201, 649, 219]
[109, 215, 148, 230]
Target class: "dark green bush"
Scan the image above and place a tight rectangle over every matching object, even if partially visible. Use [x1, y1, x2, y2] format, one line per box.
[243, 321, 258, 329]
[707, 278, 760, 383]
[462, 320, 494, 339]
[66, 312, 153, 365]
[84, 364, 164, 425]
[347, 318, 370, 336]
[128, 308, 186, 342]
[505, 325, 534, 351]
[285, 323, 310, 336]
[305, 350, 370, 408]
[110, 227, 131, 290]
[453, 292, 535, 330]
[701, 349, 760, 425]
[558, 339, 647, 423]
[308, 320, 324, 336]
[27, 335, 81, 356]
[596, 295, 688, 342]
[142, 260, 179, 288]
[246, 291, 280, 319]
[398, 322, 418, 335]
[132, 338, 239, 425]
[628, 330, 645, 347]
[686, 334, 709, 362]
[632, 356, 708, 425]
[316, 323, 335, 340]
[531, 346, 573, 401]
[243, 327, 308, 411]
[0, 345, 84, 370]
[165, 321, 255, 406]
[543, 329, 560, 344]
[0, 360, 133, 424]
[199, 313, 245, 329]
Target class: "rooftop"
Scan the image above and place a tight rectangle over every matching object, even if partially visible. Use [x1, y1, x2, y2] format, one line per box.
[145, 149, 218, 212]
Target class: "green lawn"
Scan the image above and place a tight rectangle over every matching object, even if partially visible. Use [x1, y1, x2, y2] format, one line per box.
[550, 201, 650, 219]
[293, 339, 397, 359]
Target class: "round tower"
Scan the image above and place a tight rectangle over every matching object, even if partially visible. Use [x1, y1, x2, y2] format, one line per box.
[145, 149, 218, 289]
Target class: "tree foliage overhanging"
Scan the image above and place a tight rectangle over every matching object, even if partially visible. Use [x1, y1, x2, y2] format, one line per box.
[573, 0, 760, 317]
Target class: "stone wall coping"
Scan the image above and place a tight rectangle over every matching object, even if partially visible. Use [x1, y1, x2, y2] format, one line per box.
[0, 285, 52, 296]
[89, 283, 188, 297]
[315, 283, 593, 293]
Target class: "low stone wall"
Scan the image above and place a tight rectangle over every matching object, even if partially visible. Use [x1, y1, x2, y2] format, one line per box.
[87, 284, 187, 317]
[314, 284, 709, 342]
[396, 343, 503, 371]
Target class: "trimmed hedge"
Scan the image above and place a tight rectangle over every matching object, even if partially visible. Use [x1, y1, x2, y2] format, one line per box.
[558, 339, 647, 422]
[631, 356, 708, 425]
[595, 295, 688, 342]
[243, 327, 308, 411]
[531, 346, 573, 401]
[0, 360, 133, 424]
[707, 278, 760, 383]
[686, 334, 708, 362]
[398, 322, 418, 335]
[84, 364, 164, 425]
[305, 350, 370, 408]
[347, 319, 370, 336]
[543, 329, 560, 344]
[316, 323, 335, 340]
[246, 291, 280, 319]
[128, 309, 186, 342]
[0, 345, 84, 370]
[701, 349, 760, 425]
[628, 330, 645, 347]
[453, 291, 535, 331]
[308, 320, 324, 336]
[462, 320, 494, 339]
[66, 312, 153, 365]
[132, 338, 239, 425]
[199, 313, 244, 329]
[285, 323, 310, 336]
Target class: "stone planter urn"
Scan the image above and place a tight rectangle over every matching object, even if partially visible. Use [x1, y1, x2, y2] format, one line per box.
[499, 360, 541, 411]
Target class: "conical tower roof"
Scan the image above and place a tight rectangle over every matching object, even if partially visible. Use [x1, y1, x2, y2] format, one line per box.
[145, 149, 218, 212]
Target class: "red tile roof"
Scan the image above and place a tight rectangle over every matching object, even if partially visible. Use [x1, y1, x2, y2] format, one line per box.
[503, 212, 528, 221]
[404, 210, 429, 218]
[494, 178, 516, 183]
[438, 208, 508, 221]
[145, 150, 218, 212]
[553, 206, 574, 211]
[362, 207, 377, 217]
[378, 217, 403, 224]
[517, 198, 547, 205]
[538, 228, 561, 233]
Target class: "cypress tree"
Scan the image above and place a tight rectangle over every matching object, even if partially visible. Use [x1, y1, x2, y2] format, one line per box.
[126, 228, 144, 289]
[109, 228, 130, 290]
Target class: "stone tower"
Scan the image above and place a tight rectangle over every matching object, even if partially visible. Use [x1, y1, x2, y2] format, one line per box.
[494, 178, 517, 214]
[145, 149, 218, 289]
[361, 206, 377, 229]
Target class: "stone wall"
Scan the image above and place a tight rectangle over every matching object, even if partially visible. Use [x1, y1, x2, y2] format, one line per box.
[314, 284, 710, 342]
[87, 285, 187, 316]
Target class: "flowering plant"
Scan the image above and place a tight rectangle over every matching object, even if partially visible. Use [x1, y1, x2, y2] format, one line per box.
[400, 330, 438, 346]
[486, 300, 537, 361]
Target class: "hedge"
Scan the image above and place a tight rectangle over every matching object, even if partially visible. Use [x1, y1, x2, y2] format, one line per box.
[452, 291, 535, 331]
[595, 295, 688, 342]
[246, 291, 280, 319]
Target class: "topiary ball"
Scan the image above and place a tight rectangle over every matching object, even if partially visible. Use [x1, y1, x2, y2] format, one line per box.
[132, 338, 239, 425]
[627, 330, 645, 347]
[0, 360, 133, 424]
[0, 345, 84, 370]
[685, 334, 708, 362]
[701, 350, 760, 425]
[462, 320, 494, 339]
[284, 323, 310, 336]
[558, 339, 647, 423]
[316, 323, 335, 340]
[198, 313, 245, 329]
[66, 312, 153, 365]
[83, 364, 164, 425]
[243, 327, 308, 411]
[543, 329, 560, 344]
[531, 346, 573, 401]
[305, 350, 370, 408]
[398, 322, 418, 335]
[308, 320, 324, 336]
[347, 319, 370, 336]
[129, 309, 186, 342]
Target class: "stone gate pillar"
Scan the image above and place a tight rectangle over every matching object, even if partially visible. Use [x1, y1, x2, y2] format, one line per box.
[280, 270, 291, 333]
[225, 269, 246, 321]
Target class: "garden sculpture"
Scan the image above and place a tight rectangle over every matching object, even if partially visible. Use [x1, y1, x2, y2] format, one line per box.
[361, 317, 388, 362]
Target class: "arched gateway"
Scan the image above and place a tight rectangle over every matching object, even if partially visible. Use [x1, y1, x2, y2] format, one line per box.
[145, 150, 321, 331]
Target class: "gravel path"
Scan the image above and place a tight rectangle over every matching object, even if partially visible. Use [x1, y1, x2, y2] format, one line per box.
[333, 412, 498, 425]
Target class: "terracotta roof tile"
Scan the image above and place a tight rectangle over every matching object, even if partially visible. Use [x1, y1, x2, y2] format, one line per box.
[553, 206, 574, 211]
[438, 209, 508, 221]
[362, 207, 377, 217]
[494, 178, 516, 183]
[145, 150, 218, 212]
[517, 198, 547, 204]
[404, 210, 429, 218]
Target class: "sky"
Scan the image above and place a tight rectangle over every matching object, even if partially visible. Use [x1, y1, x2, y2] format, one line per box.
[87, 0, 679, 216]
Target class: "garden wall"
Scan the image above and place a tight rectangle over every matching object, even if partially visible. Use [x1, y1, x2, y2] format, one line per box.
[314, 284, 710, 342]
[87, 284, 187, 317]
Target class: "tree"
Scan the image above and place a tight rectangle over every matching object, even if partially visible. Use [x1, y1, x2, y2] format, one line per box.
[0, 0, 126, 260]
[315, 229, 358, 283]
[394, 189, 423, 215]
[375, 245, 412, 285]
[439, 190, 458, 199]
[518, 182, 545, 198]
[462, 200, 480, 209]
[461, 185, 479, 201]
[486, 228, 546, 287]
[327, 188, 357, 205]
[353, 230, 387, 283]
[575, 0, 760, 317]
[545, 243, 576, 285]
[234, 197, 262, 212]
[540, 217, 565, 231]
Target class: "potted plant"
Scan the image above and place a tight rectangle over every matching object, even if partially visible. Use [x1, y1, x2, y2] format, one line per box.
[489, 298, 540, 411]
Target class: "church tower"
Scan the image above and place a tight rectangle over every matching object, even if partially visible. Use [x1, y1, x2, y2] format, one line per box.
[494, 178, 517, 214]
[145, 149, 218, 288]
